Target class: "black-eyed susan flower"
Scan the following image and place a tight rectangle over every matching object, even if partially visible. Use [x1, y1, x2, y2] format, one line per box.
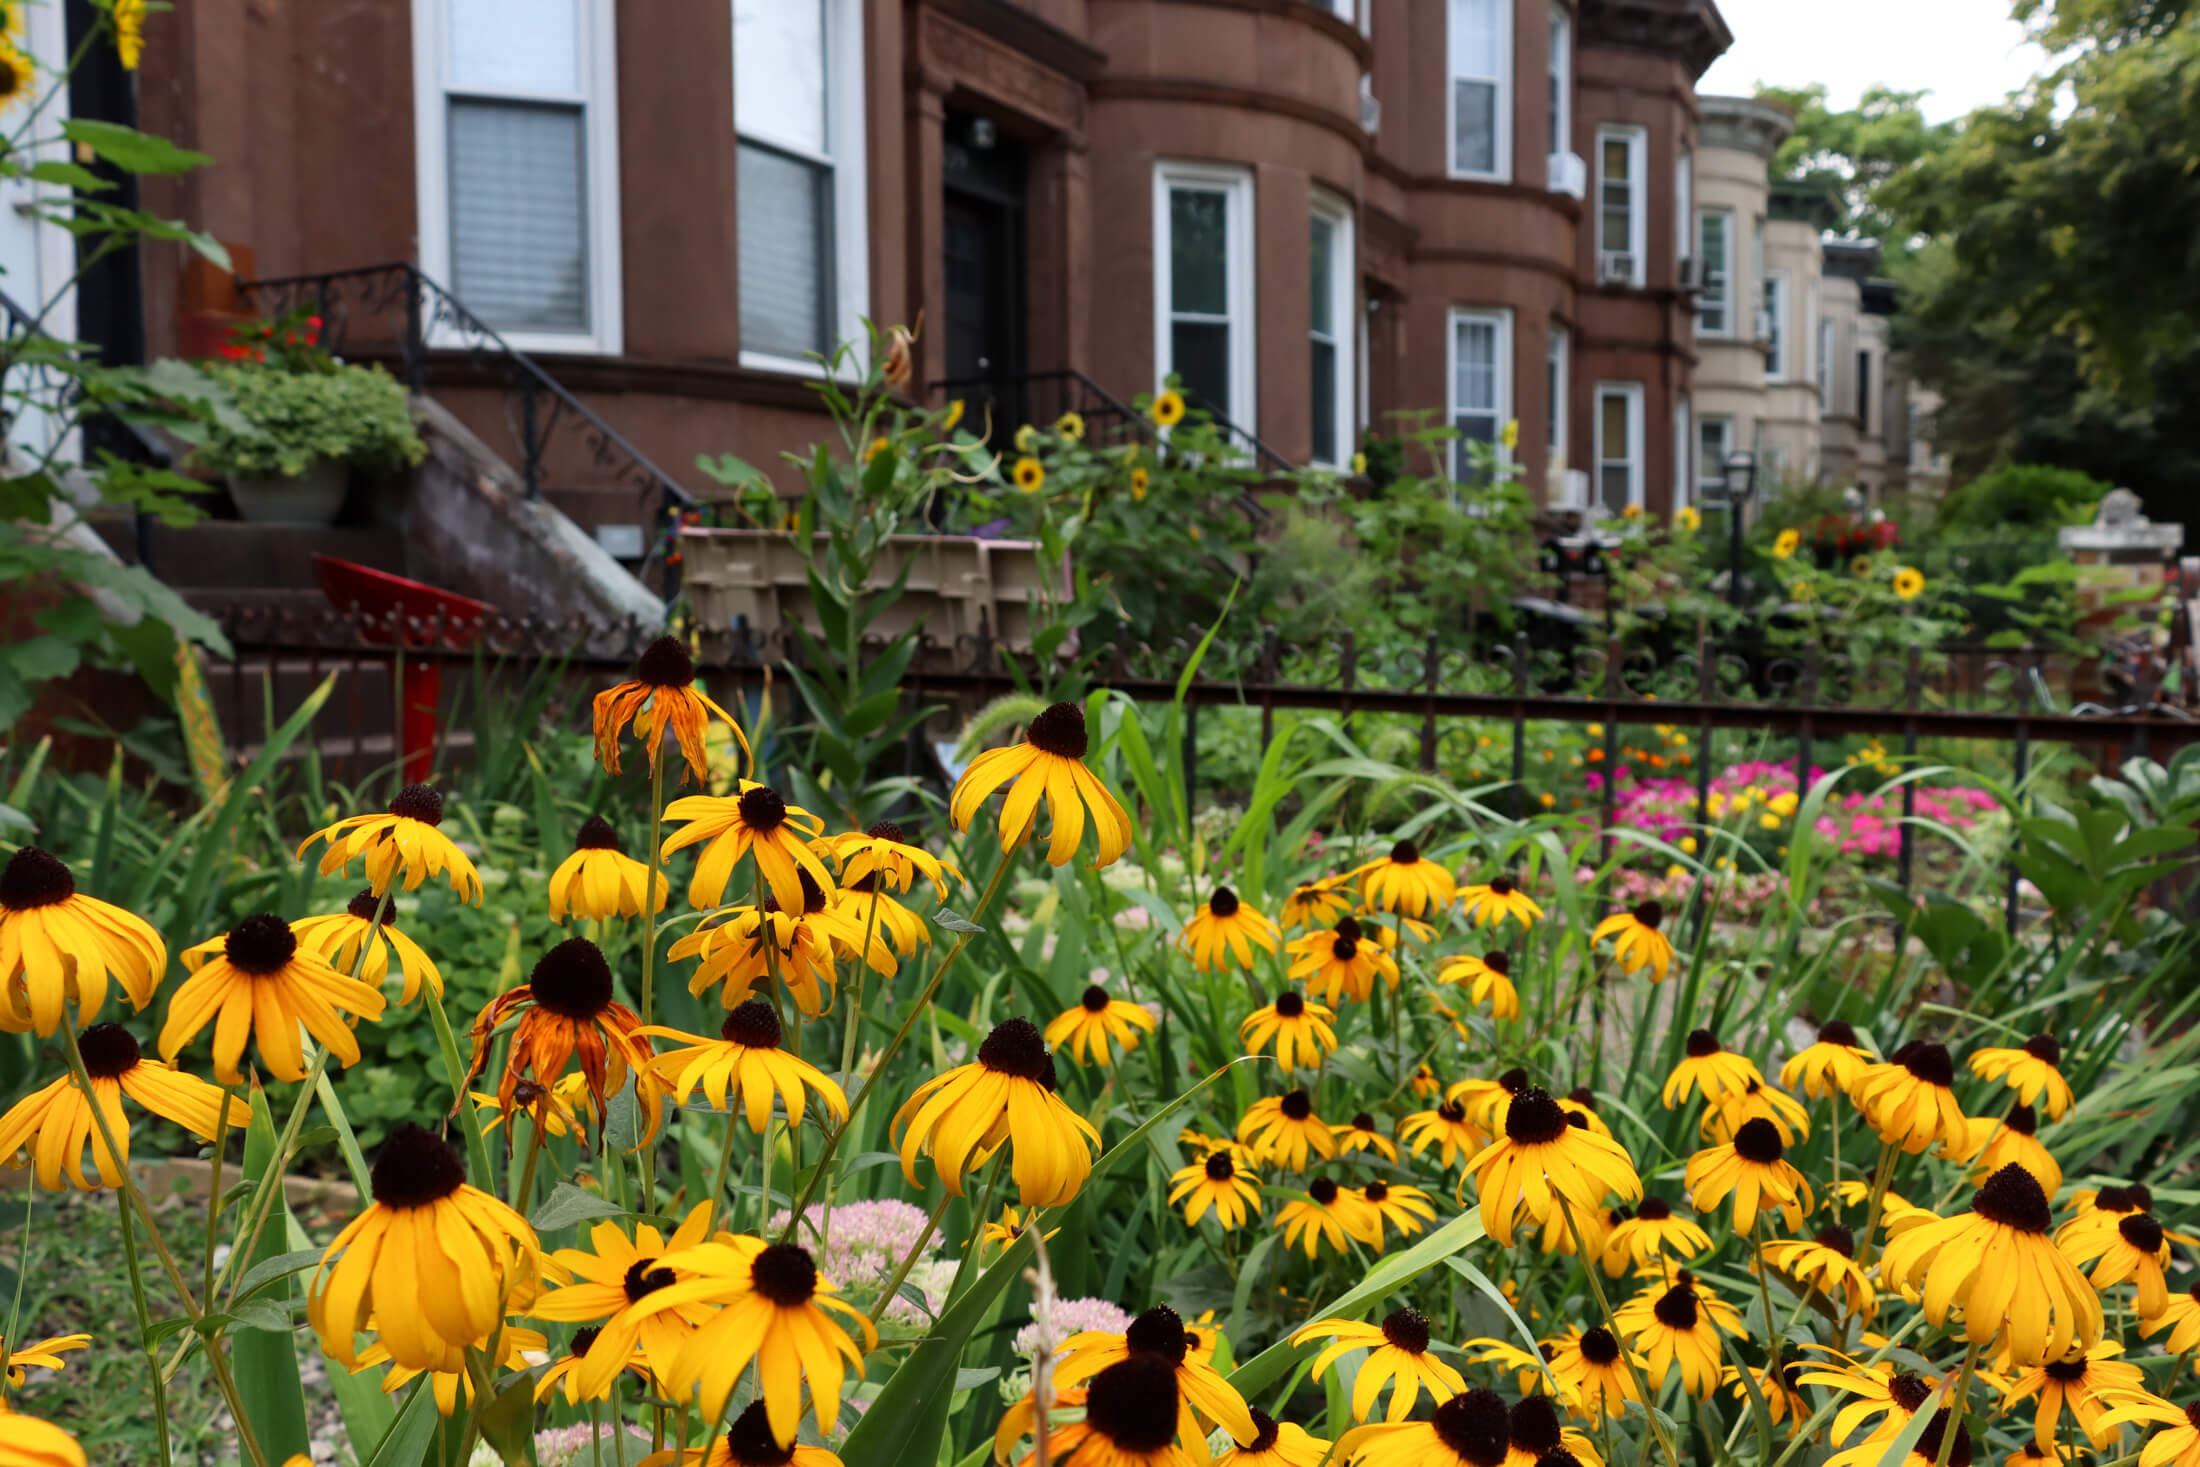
[1332, 1111, 1398, 1163]
[949, 702, 1132, 868]
[1548, 1326, 1644, 1419]
[297, 783, 483, 902]
[1053, 1304, 1255, 1447]
[2063, 1211, 2173, 1319]
[2141, 1281, 2200, 1356]
[2001, 1342, 2145, 1448]
[2094, 1391, 2200, 1467]
[2057, 1183, 2185, 1252]
[590, 634, 749, 785]
[828, 878, 928, 956]
[1047, 985, 1157, 1068]
[548, 816, 668, 923]
[1181, 886, 1280, 971]
[1239, 992, 1336, 1075]
[641, 1000, 847, 1134]
[1780, 1019, 1875, 1099]
[1703, 1079, 1811, 1145]
[1219, 1409, 1328, 1467]
[1436, 950, 1520, 1020]
[1334, 1385, 1511, 1467]
[980, 1205, 1054, 1249]
[1179, 1128, 1260, 1173]
[1969, 1034, 2075, 1120]
[1467, 1087, 1642, 1247]
[1286, 916, 1398, 1005]
[1799, 1366, 1938, 1467]
[1503, 1396, 1605, 1467]
[821, 820, 965, 899]
[1953, 1104, 2060, 1193]
[1463, 1336, 1555, 1399]
[1360, 1181, 1437, 1246]
[1560, 1088, 1612, 1137]
[1011, 1354, 1194, 1467]
[1591, 902, 1675, 981]
[1276, 1177, 1380, 1258]
[893, 1017, 1101, 1206]
[1410, 1064, 1441, 1099]
[1662, 1030, 1763, 1108]
[0, 1022, 248, 1190]
[531, 1203, 719, 1385]
[1685, 1117, 1814, 1232]
[1459, 875, 1543, 930]
[0, 846, 164, 1036]
[1278, 879, 1352, 931]
[0, 1332, 89, 1387]
[1171, 1150, 1262, 1230]
[638, 1398, 846, 1466]
[1011, 456, 1046, 492]
[473, 1074, 588, 1146]
[1358, 839, 1458, 918]
[1613, 1271, 1744, 1399]
[0, 1411, 85, 1467]
[1879, 1163, 2104, 1365]
[1601, 1195, 1712, 1276]
[167, 915, 387, 1083]
[307, 1123, 540, 1373]
[672, 875, 883, 1017]
[1855, 1040, 1968, 1154]
[1450, 1068, 1530, 1132]
[1721, 1364, 1811, 1434]
[1759, 1224, 1876, 1317]
[463, 937, 658, 1137]
[353, 1320, 544, 1417]
[1401, 1099, 1488, 1170]
[1832, 1179, 1940, 1236]
[662, 780, 832, 916]
[290, 890, 443, 1004]
[1293, 1307, 1466, 1422]
[1238, 1090, 1337, 1171]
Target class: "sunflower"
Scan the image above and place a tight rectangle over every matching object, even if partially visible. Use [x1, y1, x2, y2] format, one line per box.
[1294, 1307, 1466, 1422]
[1953, 1104, 2061, 1193]
[288, 890, 442, 1005]
[1360, 1181, 1438, 1245]
[1436, 950, 1520, 1019]
[1238, 1090, 1337, 1171]
[1779, 1019, 1876, 1099]
[1047, 985, 1158, 1067]
[1276, 1178, 1381, 1258]
[1467, 1088, 1642, 1247]
[1152, 388, 1187, 427]
[1056, 410, 1086, 441]
[1334, 1386, 1512, 1467]
[1130, 467, 1151, 501]
[1893, 567, 1925, 601]
[1686, 1118, 1814, 1233]
[1053, 1304, 1255, 1447]
[167, 914, 387, 1083]
[1759, 1224, 1876, 1317]
[0, 1412, 85, 1467]
[1278, 879, 1353, 931]
[590, 635, 749, 785]
[1560, 1089, 1612, 1137]
[1171, 1150, 1263, 1230]
[1773, 529, 1800, 559]
[950, 702, 1133, 868]
[1459, 876, 1543, 930]
[1401, 1099, 1488, 1170]
[893, 1017, 1101, 1206]
[1285, 917, 1398, 1005]
[1850, 555, 1873, 576]
[1662, 1031, 1764, 1108]
[548, 816, 669, 923]
[2093, 1392, 2200, 1467]
[1879, 1163, 2103, 1365]
[637, 1399, 846, 1466]
[822, 820, 965, 899]
[1357, 839, 1459, 917]
[1219, 1410, 1328, 1467]
[1854, 1040, 1968, 1154]
[462, 937, 658, 1138]
[1503, 1397, 1605, 1467]
[296, 784, 483, 902]
[1548, 1326, 1644, 1419]
[1012, 456, 1046, 493]
[353, 1320, 545, 1417]
[307, 1123, 539, 1372]
[1613, 1271, 1744, 1399]
[2062, 1211, 2172, 1319]
[0, 846, 165, 1036]
[1591, 902, 1675, 981]
[2002, 1343, 2146, 1449]
[1601, 1196, 1713, 1276]
[828, 878, 929, 956]
[1332, 1111, 1398, 1163]
[1702, 1080, 1811, 1146]
[661, 779, 832, 916]
[530, 1204, 720, 1385]
[1239, 992, 1337, 1075]
[0, 1022, 249, 1190]
[641, 1000, 846, 1134]
[672, 875, 885, 1016]
[1180, 887, 1280, 971]
[1968, 1034, 2075, 1119]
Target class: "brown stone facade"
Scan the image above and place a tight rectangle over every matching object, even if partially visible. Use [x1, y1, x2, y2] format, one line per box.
[127, 0, 1729, 531]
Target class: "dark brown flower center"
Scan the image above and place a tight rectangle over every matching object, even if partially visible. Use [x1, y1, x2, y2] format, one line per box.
[1914, 1414, 1971, 1467]
[1431, 1388, 1511, 1467]
[1308, 1178, 1340, 1205]
[370, 1122, 466, 1209]
[1081, 985, 1111, 1013]
[1365, 1181, 1390, 1202]
[1352, 1111, 1376, 1131]
[2043, 1356, 2090, 1382]
[1510, 1398, 1562, 1454]
[1390, 838, 1420, 865]
[1082, 1354, 1179, 1452]
[1972, 1163, 2052, 1234]
[623, 1259, 677, 1302]
[2022, 1033, 2062, 1065]
[388, 784, 444, 824]
[1123, 1305, 1190, 1362]
[1026, 702, 1090, 759]
[1331, 936, 1359, 961]
[1280, 1090, 1314, 1121]
[1814, 1224, 1856, 1257]
[1499, 1067, 1529, 1093]
[1484, 951, 1512, 977]
[1733, 1118, 1785, 1164]
[722, 1399, 795, 1466]
[720, 999, 782, 1049]
[749, 1243, 818, 1306]
[0, 847, 72, 909]
[1505, 1088, 1569, 1144]
[2120, 1214, 2165, 1253]
[1637, 1196, 1672, 1221]
[2095, 1185, 2134, 1212]
[1334, 915, 1362, 942]
[1380, 1307, 1431, 1354]
[634, 635, 696, 688]
[1818, 1019, 1859, 1046]
[1205, 1152, 1235, 1181]
[2187, 1404, 2200, 1432]
[1208, 886, 1240, 917]
[345, 888, 391, 923]
[2130, 1183, 2154, 1211]
[1633, 900, 1665, 928]
[1888, 1374, 1933, 1412]
[977, 1018, 1052, 1082]
[1276, 992, 1306, 1018]
[1489, 877, 1515, 896]
[1439, 1099, 1468, 1123]
[77, 1023, 141, 1078]
[1685, 1029, 1720, 1058]
[225, 914, 299, 976]
[569, 1325, 601, 1357]
[1579, 1326, 1621, 1365]
[1651, 1284, 1699, 1330]
[1536, 1452, 1585, 1467]
[737, 785, 788, 833]
[574, 814, 622, 852]
[796, 868, 829, 915]
[1244, 1409, 1280, 1455]
[2005, 1103, 2038, 1137]
[529, 937, 615, 1018]
[1567, 1086, 1597, 1111]
[1892, 1039, 1955, 1088]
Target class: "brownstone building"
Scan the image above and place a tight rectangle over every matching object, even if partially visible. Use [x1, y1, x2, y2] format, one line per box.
[129, 0, 1731, 561]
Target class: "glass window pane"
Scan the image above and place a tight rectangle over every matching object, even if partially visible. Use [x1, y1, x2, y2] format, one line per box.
[1311, 339, 1337, 464]
[1600, 465, 1630, 512]
[1172, 321, 1231, 421]
[449, 100, 588, 333]
[1453, 319, 1494, 412]
[1309, 216, 1334, 338]
[734, 0, 828, 157]
[1450, 0, 1498, 75]
[1170, 189, 1229, 316]
[739, 142, 833, 358]
[1601, 393, 1627, 449]
[1602, 136, 1631, 183]
[451, 0, 578, 93]
[1453, 80, 1496, 173]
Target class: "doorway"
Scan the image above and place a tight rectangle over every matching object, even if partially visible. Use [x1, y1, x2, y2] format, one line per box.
[941, 111, 1026, 428]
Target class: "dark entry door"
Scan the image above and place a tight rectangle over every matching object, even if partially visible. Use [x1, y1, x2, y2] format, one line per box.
[941, 114, 1026, 427]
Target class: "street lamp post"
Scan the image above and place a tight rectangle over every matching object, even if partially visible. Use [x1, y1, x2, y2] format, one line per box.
[1721, 449, 1758, 609]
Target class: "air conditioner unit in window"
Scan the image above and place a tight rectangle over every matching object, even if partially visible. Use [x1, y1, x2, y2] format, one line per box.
[1359, 77, 1380, 133]
[1676, 255, 1697, 288]
[1597, 253, 1638, 287]
[1547, 152, 1588, 198]
[1551, 468, 1591, 509]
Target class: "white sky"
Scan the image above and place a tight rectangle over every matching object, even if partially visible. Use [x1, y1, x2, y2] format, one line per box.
[1698, 0, 2053, 123]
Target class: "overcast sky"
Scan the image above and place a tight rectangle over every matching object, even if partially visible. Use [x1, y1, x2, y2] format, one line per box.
[1699, 0, 2053, 123]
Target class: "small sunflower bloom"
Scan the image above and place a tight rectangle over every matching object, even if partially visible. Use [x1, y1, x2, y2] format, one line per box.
[1239, 991, 1337, 1074]
[2001, 1343, 2145, 1449]
[0, 1022, 249, 1191]
[1357, 838, 1459, 917]
[1969, 1034, 2075, 1120]
[661, 780, 832, 917]
[1334, 1386, 1512, 1467]
[1612, 1271, 1745, 1399]
[893, 1018, 1101, 1206]
[1180, 886, 1280, 971]
[1360, 1180, 1438, 1246]
[1220, 1410, 1328, 1467]
[1331, 1111, 1398, 1163]
[1779, 1019, 1874, 1099]
[549, 816, 669, 923]
[1459, 875, 1543, 929]
[1046, 984, 1158, 1067]
[1011, 456, 1046, 492]
[0, 846, 165, 1036]
[296, 783, 483, 903]
[1952, 1104, 2060, 1193]
[1151, 388, 1187, 426]
[1400, 1098, 1488, 1170]
[1548, 1326, 1645, 1419]
[1293, 1307, 1466, 1422]
[1286, 916, 1398, 1004]
[641, 1000, 846, 1134]
[822, 820, 965, 899]
[1437, 950, 1520, 1019]
[949, 702, 1133, 868]
[1760, 1224, 1876, 1317]
[1893, 567, 1926, 600]
[462, 937, 658, 1139]
[1601, 1196, 1713, 1276]
[1278, 879, 1353, 931]
[1238, 1089, 1337, 1171]
[2062, 1211, 2173, 1320]
[1171, 1150, 1263, 1230]
[1276, 1177, 1381, 1258]
[1466, 1087, 1642, 1247]
[290, 890, 443, 1004]
[1855, 1040, 1968, 1154]
[1773, 529, 1800, 559]
[1592, 901, 1675, 981]
[1685, 1118, 1813, 1232]
[590, 634, 749, 785]
[1662, 1030, 1763, 1107]
[168, 914, 387, 1083]
[1701, 1079, 1811, 1146]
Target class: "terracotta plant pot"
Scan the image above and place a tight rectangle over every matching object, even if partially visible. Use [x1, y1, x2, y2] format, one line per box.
[226, 459, 349, 526]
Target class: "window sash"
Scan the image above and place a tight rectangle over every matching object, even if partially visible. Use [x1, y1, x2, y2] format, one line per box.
[1547, 325, 1568, 456]
[1155, 164, 1255, 432]
[1449, 308, 1511, 480]
[1673, 394, 1691, 510]
[1696, 211, 1730, 334]
[1308, 201, 1353, 467]
[1818, 319, 1835, 413]
[1597, 128, 1644, 282]
[1697, 417, 1732, 495]
[1594, 384, 1641, 512]
[1449, 0, 1510, 178]
[1547, 10, 1571, 158]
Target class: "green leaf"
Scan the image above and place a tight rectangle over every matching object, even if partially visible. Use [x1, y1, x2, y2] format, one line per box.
[227, 1296, 297, 1334]
[932, 908, 986, 935]
[532, 1180, 628, 1233]
[605, 1071, 644, 1154]
[475, 1365, 544, 1461]
[231, 1247, 323, 1303]
[26, 160, 113, 192]
[231, 1084, 313, 1461]
[62, 119, 215, 174]
[359, 1379, 444, 1467]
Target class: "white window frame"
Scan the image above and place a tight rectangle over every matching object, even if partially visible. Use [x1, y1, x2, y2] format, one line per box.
[1547, 8, 1572, 160]
[1673, 393, 1691, 511]
[1696, 209, 1731, 335]
[1697, 414, 1733, 499]
[1594, 381, 1645, 513]
[1818, 316, 1836, 415]
[1447, 0, 1513, 183]
[1595, 125, 1647, 287]
[1447, 306, 1514, 481]
[1308, 191, 1356, 468]
[1763, 271, 1789, 380]
[733, 0, 871, 378]
[1154, 161, 1258, 433]
[1674, 149, 1693, 275]
[1546, 323, 1569, 458]
[411, 0, 624, 355]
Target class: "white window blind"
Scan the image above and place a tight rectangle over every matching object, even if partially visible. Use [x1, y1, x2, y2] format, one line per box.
[1449, 308, 1512, 480]
[736, 0, 841, 363]
[1449, 0, 1510, 179]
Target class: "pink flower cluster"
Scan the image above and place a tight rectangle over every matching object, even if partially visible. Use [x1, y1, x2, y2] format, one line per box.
[766, 1198, 951, 1325]
[1811, 784, 1997, 855]
[1601, 756, 1995, 862]
[1014, 1296, 1134, 1357]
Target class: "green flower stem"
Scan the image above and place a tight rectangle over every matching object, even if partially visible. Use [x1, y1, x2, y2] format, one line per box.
[867, 1188, 957, 1328]
[638, 751, 669, 1207]
[819, 888, 887, 1255]
[1933, 1339, 1985, 1467]
[202, 1082, 237, 1310]
[1750, 1215, 1784, 1377]
[1558, 1195, 1683, 1467]
[1854, 1139, 1900, 1269]
[106, 1140, 174, 1467]
[707, 1095, 746, 1231]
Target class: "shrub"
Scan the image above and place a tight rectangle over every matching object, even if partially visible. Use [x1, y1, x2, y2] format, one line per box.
[1936, 461, 2111, 533]
[193, 358, 426, 478]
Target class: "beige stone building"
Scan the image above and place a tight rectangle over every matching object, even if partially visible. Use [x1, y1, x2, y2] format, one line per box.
[1689, 94, 1786, 505]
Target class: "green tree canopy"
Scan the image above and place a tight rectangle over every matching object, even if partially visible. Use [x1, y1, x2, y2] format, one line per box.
[1755, 83, 1956, 249]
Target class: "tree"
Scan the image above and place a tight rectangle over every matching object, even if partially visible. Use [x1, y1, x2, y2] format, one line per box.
[1753, 84, 1955, 251]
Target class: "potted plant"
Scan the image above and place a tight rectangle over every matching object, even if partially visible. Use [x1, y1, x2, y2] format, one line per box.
[194, 313, 426, 525]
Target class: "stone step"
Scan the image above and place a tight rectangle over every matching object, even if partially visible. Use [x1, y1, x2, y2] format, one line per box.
[98, 519, 406, 589]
